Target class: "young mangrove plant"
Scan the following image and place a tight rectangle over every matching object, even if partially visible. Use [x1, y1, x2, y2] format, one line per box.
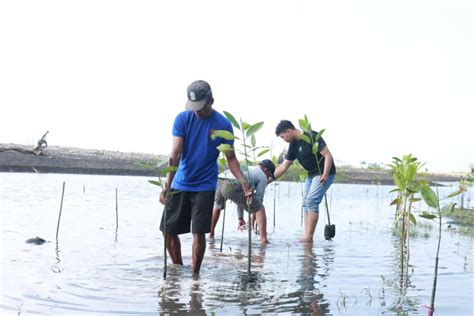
[298, 115, 335, 240]
[388, 154, 425, 287]
[211, 110, 267, 279]
[419, 183, 464, 316]
[147, 159, 177, 279]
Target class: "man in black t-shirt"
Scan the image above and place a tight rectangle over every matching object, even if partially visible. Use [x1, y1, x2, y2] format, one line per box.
[274, 120, 336, 243]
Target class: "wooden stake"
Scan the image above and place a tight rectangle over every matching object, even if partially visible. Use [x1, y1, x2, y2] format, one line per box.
[55, 182, 65, 241]
[115, 188, 119, 230]
[220, 208, 226, 252]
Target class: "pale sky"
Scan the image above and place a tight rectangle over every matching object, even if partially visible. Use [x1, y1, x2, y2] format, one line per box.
[0, 0, 472, 173]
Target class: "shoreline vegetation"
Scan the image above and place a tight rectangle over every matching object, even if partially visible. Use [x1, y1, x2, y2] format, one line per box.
[0, 143, 467, 184]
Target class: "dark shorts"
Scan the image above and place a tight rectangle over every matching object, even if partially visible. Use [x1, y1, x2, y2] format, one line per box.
[214, 179, 263, 213]
[159, 190, 215, 235]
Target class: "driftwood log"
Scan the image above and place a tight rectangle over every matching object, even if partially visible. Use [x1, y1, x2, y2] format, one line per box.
[0, 131, 49, 155]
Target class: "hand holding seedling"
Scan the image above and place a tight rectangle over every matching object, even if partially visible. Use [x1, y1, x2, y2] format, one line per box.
[159, 182, 171, 205]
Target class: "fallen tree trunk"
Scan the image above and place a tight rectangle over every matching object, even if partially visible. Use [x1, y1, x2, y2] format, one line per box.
[0, 131, 49, 156]
[0, 146, 44, 155]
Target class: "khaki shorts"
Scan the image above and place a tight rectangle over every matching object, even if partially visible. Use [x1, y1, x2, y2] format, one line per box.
[214, 178, 263, 213]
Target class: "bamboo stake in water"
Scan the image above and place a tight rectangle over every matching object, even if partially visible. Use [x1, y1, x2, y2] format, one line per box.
[115, 188, 119, 231]
[247, 202, 251, 277]
[163, 205, 168, 279]
[273, 183, 276, 229]
[55, 182, 66, 241]
[219, 208, 226, 252]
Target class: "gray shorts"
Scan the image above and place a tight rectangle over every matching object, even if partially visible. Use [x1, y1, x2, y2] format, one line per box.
[214, 178, 263, 213]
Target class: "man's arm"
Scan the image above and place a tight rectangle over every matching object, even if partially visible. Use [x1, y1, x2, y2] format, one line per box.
[225, 149, 252, 195]
[273, 159, 293, 179]
[160, 136, 183, 204]
[319, 146, 333, 183]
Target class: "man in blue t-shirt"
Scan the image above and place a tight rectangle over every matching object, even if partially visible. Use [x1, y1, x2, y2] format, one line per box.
[159, 80, 251, 276]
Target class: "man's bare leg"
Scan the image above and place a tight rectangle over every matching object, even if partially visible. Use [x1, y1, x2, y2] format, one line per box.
[302, 212, 308, 238]
[209, 208, 221, 238]
[300, 212, 319, 243]
[255, 209, 269, 244]
[166, 234, 183, 264]
[192, 233, 206, 275]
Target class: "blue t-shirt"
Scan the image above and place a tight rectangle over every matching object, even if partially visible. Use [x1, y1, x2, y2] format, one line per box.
[171, 110, 234, 192]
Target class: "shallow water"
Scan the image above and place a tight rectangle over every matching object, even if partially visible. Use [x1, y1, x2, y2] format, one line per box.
[0, 173, 472, 315]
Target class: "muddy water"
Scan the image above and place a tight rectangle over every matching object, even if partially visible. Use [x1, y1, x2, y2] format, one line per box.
[0, 173, 472, 315]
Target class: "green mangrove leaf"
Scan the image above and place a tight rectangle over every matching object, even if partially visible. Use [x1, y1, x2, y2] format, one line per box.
[246, 122, 264, 137]
[160, 166, 177, 176]
[251, 134, 256, 148]
[315, 129, 325, 141]
[409, 213, 417, 225]
[393, 174, 403, 190]
[420, 185, 439, 208]
[420, 212, 437, 220]
[257, 148, 271, 158]
[148, 180, 162, 187]
[298, 119, 310, 132]
[242, 122, 251, 130]
[406, 186, 419, 194]
[217, 144, 234, 153]
[390, 198, 401, 206]
[389, 188, 400, 193]
[300, 134, 312, 144]
[211, 130, 237, 141]
[392, 157, 402, 163]
[409, 197, 422, 203]
[312, 143, 319, 156]
[447, 189, 464, 198]
[223, 111, 240, 130]
[441, 202, 456, 213]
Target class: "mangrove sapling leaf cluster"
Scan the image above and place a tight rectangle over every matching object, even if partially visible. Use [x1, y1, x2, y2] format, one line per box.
[147, 159, 178, 279]
[418, 183, 464, 316]
[388, 154, 426, 287]
[298, 115, 335, 240]
[211, 110, 268, 279]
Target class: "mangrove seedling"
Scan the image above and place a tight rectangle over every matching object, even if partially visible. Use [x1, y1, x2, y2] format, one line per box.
[419, 184, 464, 316]
[212, 110, 267, 279]
[147, 159, 178, 279]
[388, 154, 425, 287]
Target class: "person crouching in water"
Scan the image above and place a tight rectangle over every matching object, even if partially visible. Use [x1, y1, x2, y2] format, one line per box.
[209, 159, 276, 245]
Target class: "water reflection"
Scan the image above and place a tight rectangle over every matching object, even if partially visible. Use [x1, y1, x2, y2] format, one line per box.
[189, 282, 205, 315]
[51, 240, 62, 273]
[382, 234, 420, 314]
[157, 268, 187, 314]
[55, 240, 61, 264]
[293, 244, 330, 315]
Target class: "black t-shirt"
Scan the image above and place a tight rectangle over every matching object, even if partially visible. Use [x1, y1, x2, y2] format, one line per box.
[286, 130, 336, 176]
